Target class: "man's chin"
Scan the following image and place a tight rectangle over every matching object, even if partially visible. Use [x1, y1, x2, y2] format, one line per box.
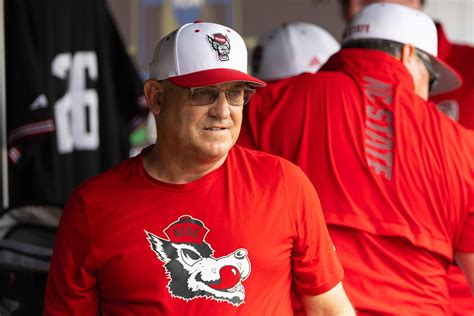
[197, 142, 233, 161]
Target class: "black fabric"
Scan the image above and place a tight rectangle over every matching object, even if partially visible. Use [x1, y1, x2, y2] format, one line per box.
[0, 222, 55, 316]
[5, 0, 148, 208]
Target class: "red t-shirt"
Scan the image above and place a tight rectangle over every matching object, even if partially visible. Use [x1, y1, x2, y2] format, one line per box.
[429, 23, 474, 314]
[242, 48, 474, 314]
[43, 145, 343, 315]
[430, 23, 474, 130]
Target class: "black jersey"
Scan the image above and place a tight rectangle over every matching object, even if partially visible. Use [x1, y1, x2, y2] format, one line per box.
[5, 0, 149, 207]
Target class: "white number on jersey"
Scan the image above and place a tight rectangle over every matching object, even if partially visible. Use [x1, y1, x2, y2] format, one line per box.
[52, 51, 99, 154]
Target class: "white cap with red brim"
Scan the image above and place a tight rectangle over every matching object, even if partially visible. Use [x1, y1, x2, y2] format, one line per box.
[149, 21, 266, 88]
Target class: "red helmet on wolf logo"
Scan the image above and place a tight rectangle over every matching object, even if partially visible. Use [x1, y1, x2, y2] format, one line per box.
[164, 215, 209, 244]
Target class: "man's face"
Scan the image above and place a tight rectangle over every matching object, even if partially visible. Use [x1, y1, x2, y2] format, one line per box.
[156, 81, 246, 163]
[339, 0, 422, 22]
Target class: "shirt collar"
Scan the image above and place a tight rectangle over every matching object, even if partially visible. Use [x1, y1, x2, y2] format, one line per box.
[323, 48, 415, 93]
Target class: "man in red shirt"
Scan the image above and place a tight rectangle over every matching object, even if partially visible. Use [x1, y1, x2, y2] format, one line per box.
[244, 3, 474, 314]
[339, 2, 474, 314]
[239, 22, 340, 149]
[42, 21, 354, 315]
[340, 2, 474, 313]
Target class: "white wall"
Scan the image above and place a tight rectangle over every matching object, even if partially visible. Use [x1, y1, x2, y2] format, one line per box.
[107, 0, 474, 69]
[424, 0, 474, 45]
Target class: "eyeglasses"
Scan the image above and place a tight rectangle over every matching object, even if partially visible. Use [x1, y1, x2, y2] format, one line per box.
[416, 50, 440, 92]
[188, 86, 256, 106]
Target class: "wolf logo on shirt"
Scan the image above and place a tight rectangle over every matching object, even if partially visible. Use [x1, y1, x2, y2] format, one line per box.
[145, 215, 251, 306]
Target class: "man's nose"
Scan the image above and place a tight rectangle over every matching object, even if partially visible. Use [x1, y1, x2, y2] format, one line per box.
[209, 92, 231, 119]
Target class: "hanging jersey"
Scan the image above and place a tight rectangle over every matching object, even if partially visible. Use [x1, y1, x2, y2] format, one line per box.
[5, 0, 148, 207]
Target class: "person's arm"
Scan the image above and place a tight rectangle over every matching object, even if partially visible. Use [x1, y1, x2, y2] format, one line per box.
[43, 192, 99, 315]
[283, 162, 354, 315]
[299, 282, 355, 315]
[453, 206, 474, 295]
[455, 252, 474, 295]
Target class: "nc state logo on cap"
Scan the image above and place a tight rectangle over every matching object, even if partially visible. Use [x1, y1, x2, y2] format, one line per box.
[207, 33, 231, 61]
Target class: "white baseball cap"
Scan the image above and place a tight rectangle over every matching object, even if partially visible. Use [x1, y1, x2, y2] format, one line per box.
[252, 22, 340, 81]
[149, 21, 266, 87]
[341, 3, 461, 96]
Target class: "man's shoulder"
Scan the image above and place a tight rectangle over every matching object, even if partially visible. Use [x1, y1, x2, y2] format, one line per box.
[264, 71, 351, 90]
[440, 114, 474, 150]
[74, 156, 138, 196]
[298, 71, 351, 86]
[230, 147, 315, 198]
[230, 145, 305, 178]
[419, 103, 474, 161]
[231, 144, 281, 164]
[293, 71, 358, 100]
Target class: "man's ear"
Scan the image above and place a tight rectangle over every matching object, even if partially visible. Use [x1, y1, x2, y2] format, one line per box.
[400, 44, 417, 68]
[144, 79, 165, 116]
[400, 43, 429, 100]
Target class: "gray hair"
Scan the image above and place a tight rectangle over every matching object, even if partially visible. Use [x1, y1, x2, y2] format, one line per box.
[342, 39, 404, 58]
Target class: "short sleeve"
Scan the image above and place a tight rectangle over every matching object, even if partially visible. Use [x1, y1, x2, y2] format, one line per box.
[281, 160, 344, 296]
[43, 192, 99, 315]
[455, 211, 474, 252]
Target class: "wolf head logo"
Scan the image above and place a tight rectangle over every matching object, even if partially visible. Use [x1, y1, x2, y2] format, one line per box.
[145, 215, 251, 306]
[207, 33, 231, 61]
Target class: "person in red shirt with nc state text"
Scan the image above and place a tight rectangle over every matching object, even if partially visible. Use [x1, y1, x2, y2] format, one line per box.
[244, 3, 474, 315]
[339, 0, 474, 316]
[338, 1, 474, 314]
[42, 21, 354, 315]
